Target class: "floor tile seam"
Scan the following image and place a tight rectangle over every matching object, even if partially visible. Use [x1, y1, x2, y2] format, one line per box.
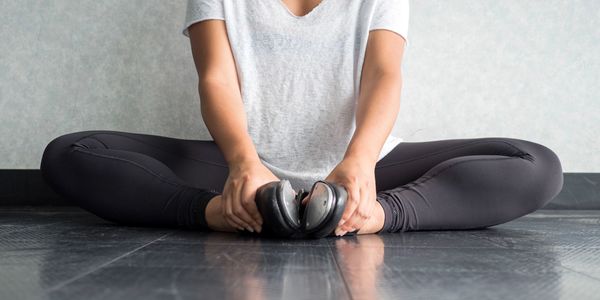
[44, 231, 174, 292]
[466, 233, 600, 250]
[464, 232, 511, 249]
[526, 210, 600, 215]
[381, 269, 596, 276]
[331, 245, 509, 249]
[161, 241, 598, 249]
[0, 221, 73, 238]
[328, 242, 354, 300]
[150, 242, 333, 247]
[558, 265, 600, 282]
[0, 219, 160, 239]
[491, 245, 600, 278]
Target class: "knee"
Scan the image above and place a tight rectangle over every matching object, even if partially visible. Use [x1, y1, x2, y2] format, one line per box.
[40, 131, 97, 188]
[515, 139, 564, 210]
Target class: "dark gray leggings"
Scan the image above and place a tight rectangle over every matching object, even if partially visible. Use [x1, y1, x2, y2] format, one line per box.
[40, 130, 564, 233]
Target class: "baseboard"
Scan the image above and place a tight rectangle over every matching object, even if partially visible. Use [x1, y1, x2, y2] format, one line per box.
[0, 170, 598, 209]
[544, 173, 600, 209]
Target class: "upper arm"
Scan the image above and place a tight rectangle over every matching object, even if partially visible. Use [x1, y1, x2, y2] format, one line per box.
[362, 0, 409, 77]
[187, 20, 240, 91]
[362, 29, 406, 79]
[183, 0, 238, 88]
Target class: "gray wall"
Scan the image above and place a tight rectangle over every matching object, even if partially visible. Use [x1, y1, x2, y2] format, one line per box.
[1, 0, 598, 171]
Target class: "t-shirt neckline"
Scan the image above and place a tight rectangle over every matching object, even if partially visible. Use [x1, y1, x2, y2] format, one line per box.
[274, 0, 330, 19]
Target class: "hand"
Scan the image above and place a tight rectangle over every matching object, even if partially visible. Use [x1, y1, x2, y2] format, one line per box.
[324, 156, 378, 236]
[222, 159, 279, 233]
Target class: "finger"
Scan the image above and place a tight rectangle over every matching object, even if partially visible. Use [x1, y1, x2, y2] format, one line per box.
[339, 182, 360, 228]
[339, 184, 366, 233]
[223, 189, 245, 231]
[343, 187, 373, 233]
[301, 190, 312, 205]
[228, 202, 251, 231]
[233, 183, 256, 232]
[225, 187, 249, 231]
[235, 183, 261, 232]
[241, 184, 263, 228]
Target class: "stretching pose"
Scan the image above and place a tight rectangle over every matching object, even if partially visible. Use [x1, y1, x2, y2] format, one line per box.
[40, 0, 563, 238]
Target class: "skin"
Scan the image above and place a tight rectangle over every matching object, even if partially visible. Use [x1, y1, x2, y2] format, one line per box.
[281, 0, 327, 17]
[188, 19, 273, 234]
[187, 1, 406, 236]
[327, 28, 406, 236]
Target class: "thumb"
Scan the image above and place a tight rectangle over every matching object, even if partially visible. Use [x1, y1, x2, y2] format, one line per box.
[301, 192, 311, 205]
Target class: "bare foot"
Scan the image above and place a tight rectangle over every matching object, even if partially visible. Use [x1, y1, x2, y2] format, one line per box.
[204, 195, 237, 232]
[306, 192, 385, 235]
[356, 200, 385, 235]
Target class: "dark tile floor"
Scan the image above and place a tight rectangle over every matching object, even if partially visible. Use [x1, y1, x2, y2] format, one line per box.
[1, 207, 600, 300]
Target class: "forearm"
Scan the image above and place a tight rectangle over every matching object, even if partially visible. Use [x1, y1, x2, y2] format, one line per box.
[344, 73, 403, 165]
[199, 80, 260, 166]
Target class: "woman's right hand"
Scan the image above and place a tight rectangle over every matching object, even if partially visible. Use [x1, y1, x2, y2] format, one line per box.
[222, 159, 279, 233]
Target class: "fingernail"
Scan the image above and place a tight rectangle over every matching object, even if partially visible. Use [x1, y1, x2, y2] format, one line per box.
[257, 227, 262, 233]
[246, 226, 254, 232]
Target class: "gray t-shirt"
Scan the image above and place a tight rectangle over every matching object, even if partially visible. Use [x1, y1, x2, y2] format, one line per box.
[183, 0, 409, 191]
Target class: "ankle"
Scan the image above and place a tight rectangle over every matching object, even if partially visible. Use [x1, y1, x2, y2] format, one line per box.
[373, 200, 385, 233]
[204, 195, 236, 232]
[357, 200, 385, 234]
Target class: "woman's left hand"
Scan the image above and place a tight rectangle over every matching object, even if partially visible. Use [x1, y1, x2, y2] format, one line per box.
[323, 156, 378, 236]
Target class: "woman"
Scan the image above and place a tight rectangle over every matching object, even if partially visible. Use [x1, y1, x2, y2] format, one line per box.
[40, 0, 564, 238]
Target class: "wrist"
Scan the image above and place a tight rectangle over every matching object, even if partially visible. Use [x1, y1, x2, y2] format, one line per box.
[344, 141, 380, 167]
[342, 152, 378, 167]
[227, 155, 261, 168]
[224, 141, 261, 167]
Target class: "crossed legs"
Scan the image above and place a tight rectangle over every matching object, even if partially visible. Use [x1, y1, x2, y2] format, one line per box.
[40, 130, 564, 235]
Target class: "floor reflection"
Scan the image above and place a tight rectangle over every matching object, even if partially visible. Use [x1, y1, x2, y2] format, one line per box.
[3, 209, 598, 299]
[333, 235, 385, 299]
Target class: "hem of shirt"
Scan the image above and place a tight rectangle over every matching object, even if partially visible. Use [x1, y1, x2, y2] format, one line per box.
[378, 135, 404, 161]
[368, 27, 408, 47]
[181, 17, 226, 37]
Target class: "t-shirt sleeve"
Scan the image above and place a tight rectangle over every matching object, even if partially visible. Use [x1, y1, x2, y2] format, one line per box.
[181, 0, 225, 38]
[369, 0, 410, 45]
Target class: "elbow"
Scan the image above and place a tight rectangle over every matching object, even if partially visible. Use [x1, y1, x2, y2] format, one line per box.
[199, 77, 231, 91]
[364, 67, 403, 85]
[374, 69, 403, 82]
[198, 70, 240, 92]
[363, 70, 403, 93]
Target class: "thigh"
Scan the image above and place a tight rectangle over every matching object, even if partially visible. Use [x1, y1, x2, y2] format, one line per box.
[374, 136, 533, 191]
[51, 130, 230, 191]
[374, 136, 563, 231]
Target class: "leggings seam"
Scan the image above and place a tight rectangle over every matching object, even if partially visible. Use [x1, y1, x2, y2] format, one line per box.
[412, 156, 520, 187]
[375, 139, 529, 169]
[79, 131, 229, 169]
[71, 147, 184, 188]
[89, 136, 109, 149]
[107, 132, 229, 168]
